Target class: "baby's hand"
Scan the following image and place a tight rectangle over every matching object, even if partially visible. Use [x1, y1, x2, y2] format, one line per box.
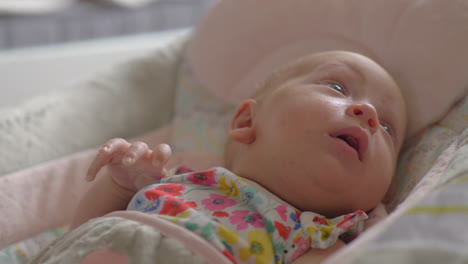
[86, 138, 172, 192]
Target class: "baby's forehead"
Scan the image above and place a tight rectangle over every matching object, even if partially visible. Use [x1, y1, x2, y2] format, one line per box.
[287, 51, 377, 74]
[287, 52, 399, 91]
[256, 52, 373, 98]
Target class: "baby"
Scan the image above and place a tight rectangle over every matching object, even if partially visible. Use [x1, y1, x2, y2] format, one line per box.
[72, 50, 407, 264]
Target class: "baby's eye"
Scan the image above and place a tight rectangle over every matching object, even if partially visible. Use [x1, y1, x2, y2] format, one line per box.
[381, 123, 393, 136]
[326, 83, 345, 95]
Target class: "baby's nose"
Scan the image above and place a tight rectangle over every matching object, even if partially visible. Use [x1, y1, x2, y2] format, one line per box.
[347, 103, 379, 134]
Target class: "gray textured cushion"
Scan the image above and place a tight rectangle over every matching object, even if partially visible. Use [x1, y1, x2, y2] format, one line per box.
[0, 31, 189, 175]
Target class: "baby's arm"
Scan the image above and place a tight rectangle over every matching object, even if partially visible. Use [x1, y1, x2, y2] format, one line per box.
[71, 138, 171, 229]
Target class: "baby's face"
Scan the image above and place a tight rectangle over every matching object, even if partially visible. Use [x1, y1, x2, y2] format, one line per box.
[233, 51, 406, 217]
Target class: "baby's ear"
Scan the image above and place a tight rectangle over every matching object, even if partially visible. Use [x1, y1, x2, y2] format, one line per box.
[229, 99, 257, 144]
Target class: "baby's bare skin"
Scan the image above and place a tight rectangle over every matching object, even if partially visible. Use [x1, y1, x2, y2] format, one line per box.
[72, 137, 387, 263]
[72, 139, 169, 229]
[86, 138, 172, 192]
[73, 50, 405, 262]
[72, 139, 223, 229]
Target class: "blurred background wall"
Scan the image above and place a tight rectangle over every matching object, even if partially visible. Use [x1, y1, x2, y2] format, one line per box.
[0, 0, 214, 107]
[0, 0, 213, 50]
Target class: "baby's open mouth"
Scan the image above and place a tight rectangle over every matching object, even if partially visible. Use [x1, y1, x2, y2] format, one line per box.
[330, 127, 369, 161]
[336, 135, 359, 153]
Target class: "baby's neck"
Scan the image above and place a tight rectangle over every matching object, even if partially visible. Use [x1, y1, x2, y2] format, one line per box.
[228, 159, 359, 218]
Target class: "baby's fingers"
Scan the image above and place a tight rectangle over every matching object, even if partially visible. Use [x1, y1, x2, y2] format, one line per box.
[100, 138, 131, 155]
[123, 142, 151, 166]
[152, 144, 172, 168]
[86, 138, 131, 181]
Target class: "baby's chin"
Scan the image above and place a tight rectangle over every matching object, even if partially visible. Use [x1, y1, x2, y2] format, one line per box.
[316, 205, 373, 219]
[294, 168, 390, 215]
[292, 191, 382, 218]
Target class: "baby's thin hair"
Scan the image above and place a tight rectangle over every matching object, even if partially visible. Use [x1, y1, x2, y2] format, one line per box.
[252, 55, 319, 101]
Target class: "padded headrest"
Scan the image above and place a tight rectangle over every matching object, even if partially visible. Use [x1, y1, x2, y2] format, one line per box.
[189, 0, 468, 138]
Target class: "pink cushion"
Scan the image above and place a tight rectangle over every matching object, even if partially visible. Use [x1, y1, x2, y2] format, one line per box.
[189, 0, 468, 137]
[0, 125, 223, 249]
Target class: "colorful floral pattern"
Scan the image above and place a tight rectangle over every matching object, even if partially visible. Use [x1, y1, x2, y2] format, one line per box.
[187, 169, 217, 186]
[230, 210, 265, 230]
[239, 230, 274, 264]
[159, 196, 197, 216]
[128, 167, 367, 263]
[145, 184, 186, 200]
[217, 176, 240, 197]
[202, 193, 236, 210]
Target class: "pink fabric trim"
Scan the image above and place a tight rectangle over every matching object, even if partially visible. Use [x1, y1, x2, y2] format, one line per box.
[80, 249, 129, 264]
[0, 149, 95, 249]
[105, 211, 231, 264]
[0, 126, 171, 249]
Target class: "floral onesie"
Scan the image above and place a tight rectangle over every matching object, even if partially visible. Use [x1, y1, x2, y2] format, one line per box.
[127, 167, 367, 264]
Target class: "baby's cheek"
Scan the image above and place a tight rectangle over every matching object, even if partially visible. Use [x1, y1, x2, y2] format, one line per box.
[302, 157, 350, 193]
[377, 150, 395, 184]
[363, 163, 394, 206]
